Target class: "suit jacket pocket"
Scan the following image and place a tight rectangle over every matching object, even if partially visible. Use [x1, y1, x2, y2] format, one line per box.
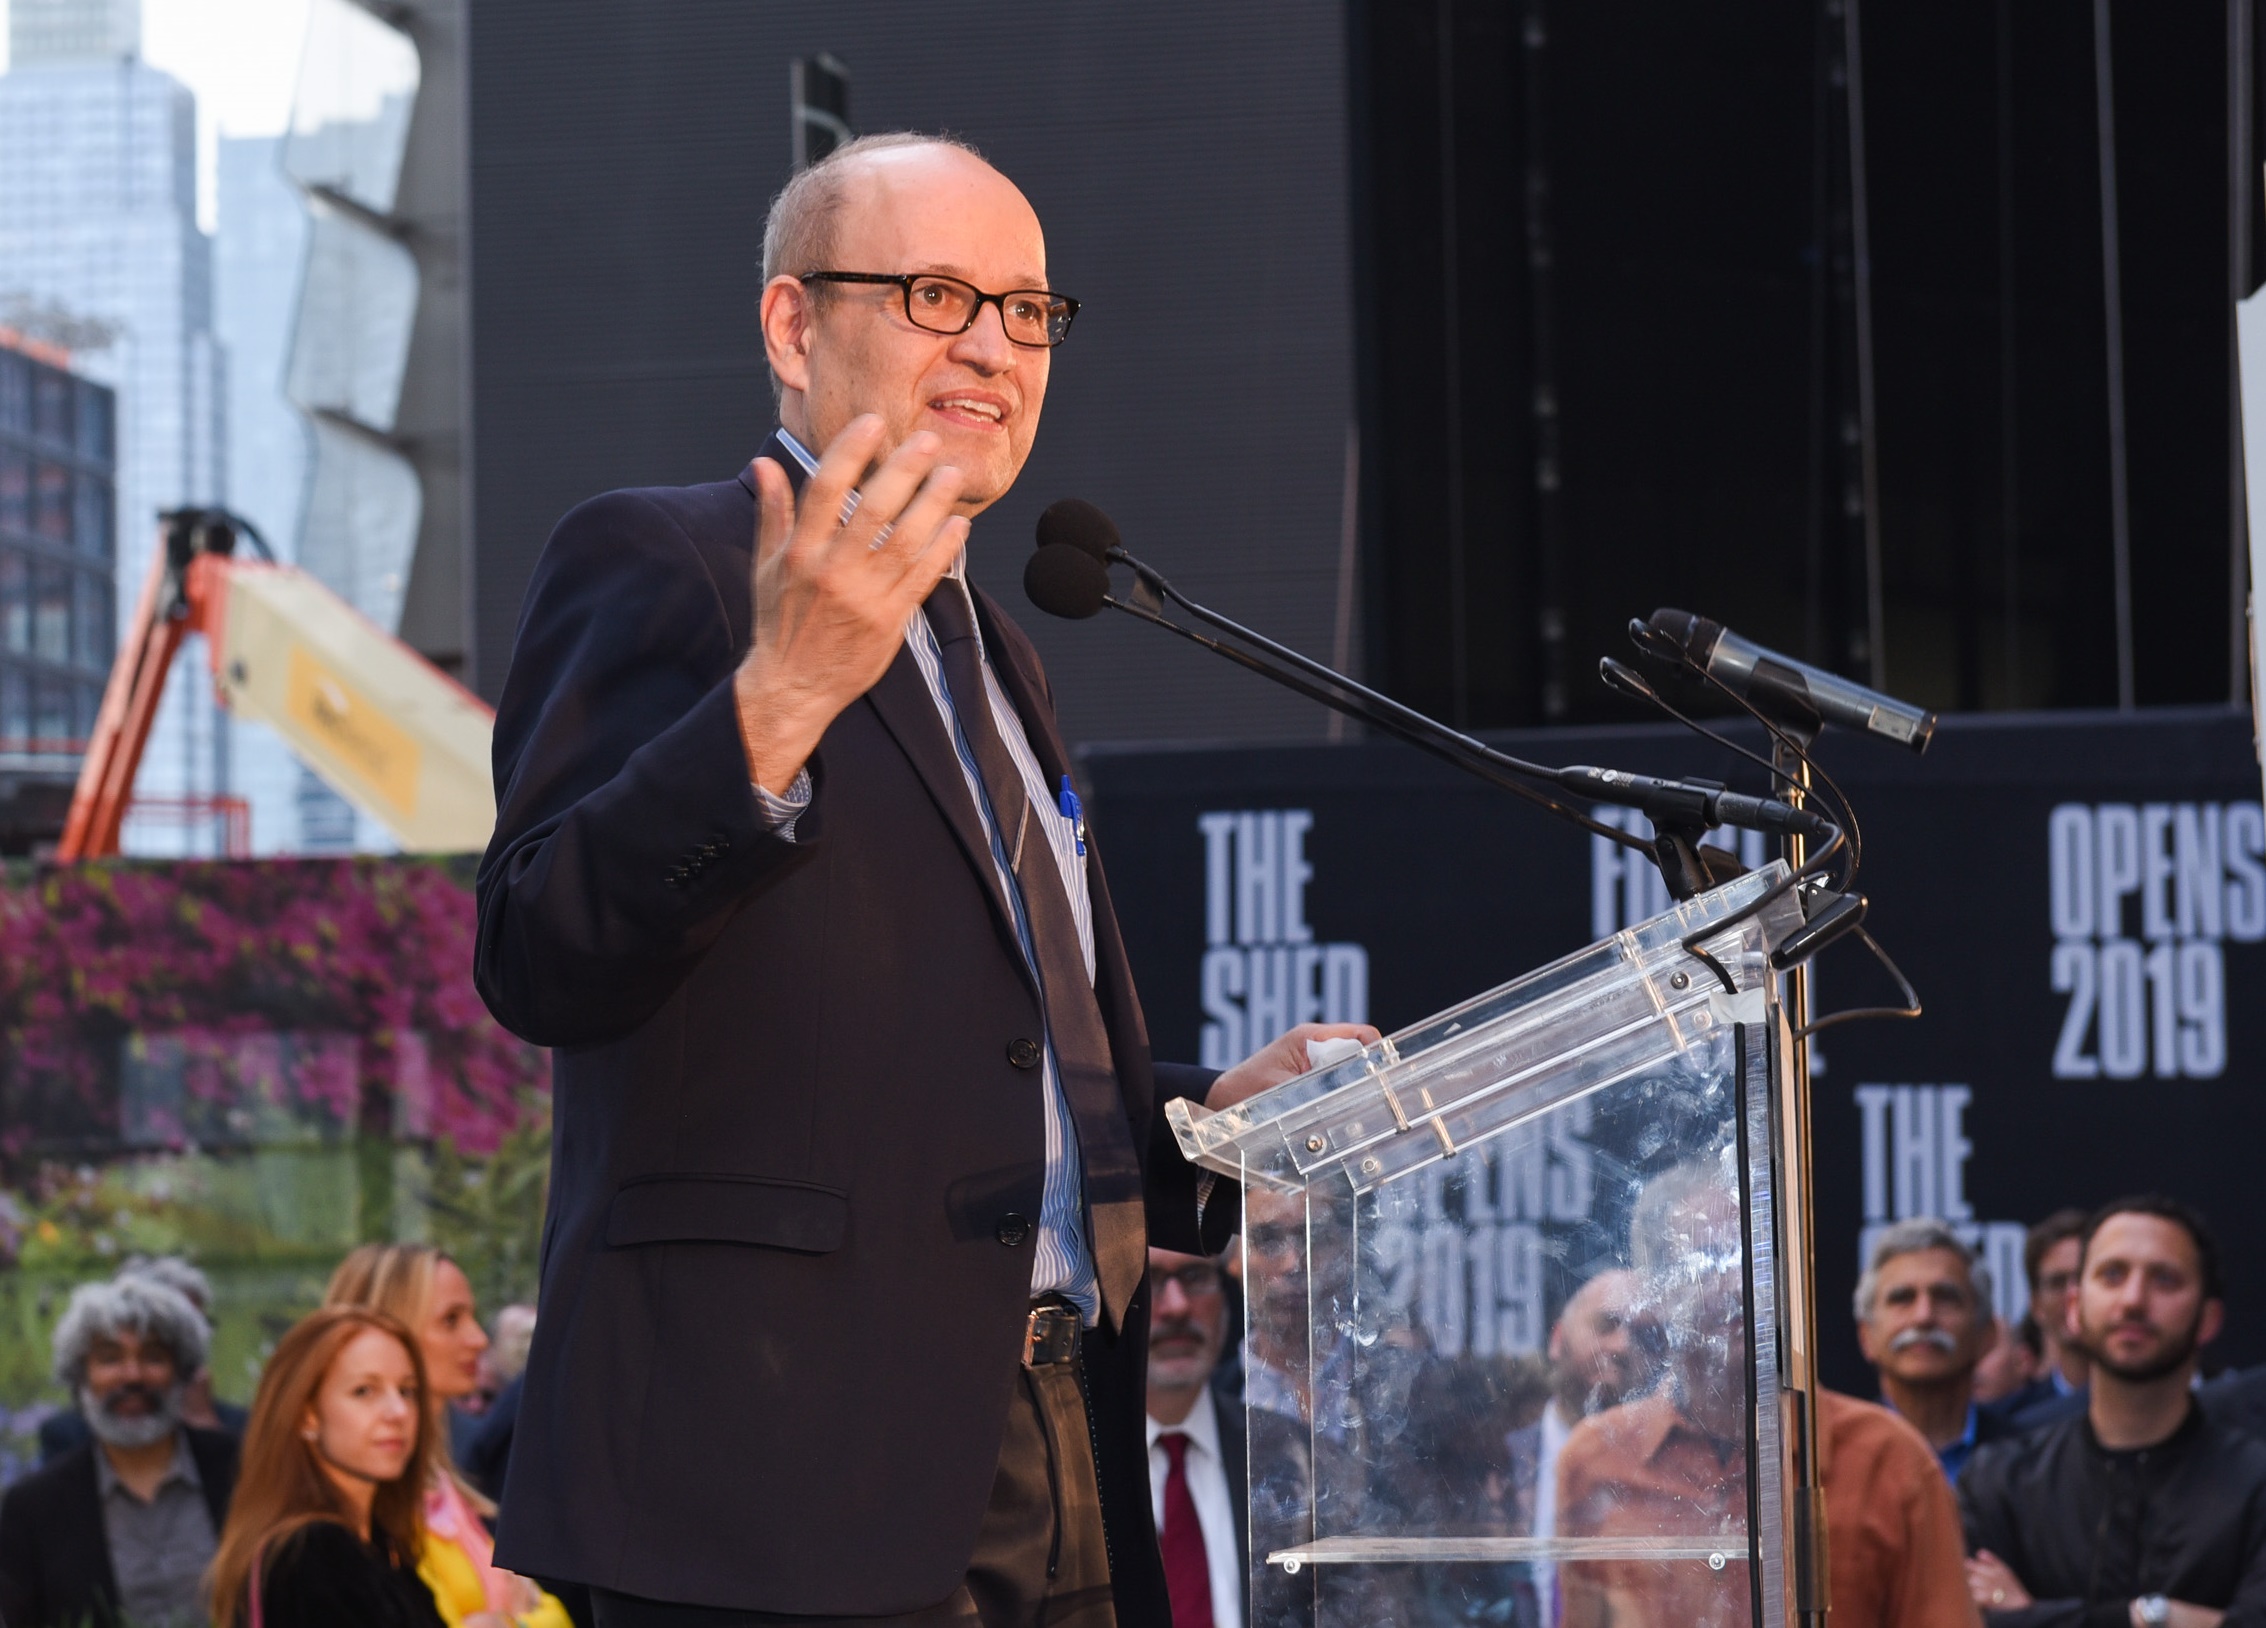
[604, 1174, 848, 1254]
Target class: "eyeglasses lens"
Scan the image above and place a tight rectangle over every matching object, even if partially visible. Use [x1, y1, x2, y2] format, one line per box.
[906, 277, 1069, 347]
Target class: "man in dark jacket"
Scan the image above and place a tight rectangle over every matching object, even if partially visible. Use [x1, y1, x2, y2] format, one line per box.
[0, 1276, 240, 1628]
[1960, 1197, 2266, 1628]
[475, 131, 1366, 1626]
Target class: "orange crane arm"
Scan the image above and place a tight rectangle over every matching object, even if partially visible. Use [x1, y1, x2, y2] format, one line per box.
[58, 510, 495, 860]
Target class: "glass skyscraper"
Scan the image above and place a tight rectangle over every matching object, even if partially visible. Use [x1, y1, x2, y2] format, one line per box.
[0, 331, 115, 847]
[0, 0, 230, 853]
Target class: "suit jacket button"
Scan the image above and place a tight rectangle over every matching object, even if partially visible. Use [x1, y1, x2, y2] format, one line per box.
[1006, 1037, 1041, 1070]
[996, 1214, 1030, 1247]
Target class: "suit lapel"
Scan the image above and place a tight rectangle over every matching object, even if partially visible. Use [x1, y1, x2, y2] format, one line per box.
[977, 590, 1155, 1091]
[862, 647, 1028, 964]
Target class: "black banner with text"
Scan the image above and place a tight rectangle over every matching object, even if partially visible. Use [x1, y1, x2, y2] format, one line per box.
[1078, 706, 2266, 1391]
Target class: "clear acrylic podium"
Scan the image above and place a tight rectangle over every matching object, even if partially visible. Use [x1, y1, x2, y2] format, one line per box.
[1170, 867, 1808, 1628]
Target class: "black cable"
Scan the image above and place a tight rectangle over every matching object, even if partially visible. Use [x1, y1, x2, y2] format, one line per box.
[1681, 822, 1848, 995]
[1795, 925, 1923, 1036]
[1605, 658, 1862, 884]
[1625, 624, 1866, 885]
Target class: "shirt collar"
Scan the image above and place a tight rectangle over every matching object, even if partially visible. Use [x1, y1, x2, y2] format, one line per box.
[93, 1430, 198, 1500]
[770, 425, 970, 584]
[1149, 1386, 1223, 1460]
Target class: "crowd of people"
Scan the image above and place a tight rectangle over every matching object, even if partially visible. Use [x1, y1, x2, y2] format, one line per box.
[0, 1189, 2257, 1627]
[1136, 1191, 2266, 1628]
[0, 1247, 555, 1628]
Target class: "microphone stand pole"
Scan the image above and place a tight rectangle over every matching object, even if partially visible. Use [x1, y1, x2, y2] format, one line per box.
[1774, 730, 1828, 1628]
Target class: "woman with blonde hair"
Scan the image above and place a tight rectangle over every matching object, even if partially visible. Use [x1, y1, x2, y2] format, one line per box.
[325, 1244, 570, 1628]
[207, 1305, 448, 1627]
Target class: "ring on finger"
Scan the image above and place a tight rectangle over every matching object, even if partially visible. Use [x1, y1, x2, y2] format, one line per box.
[868, 522, 896, 551]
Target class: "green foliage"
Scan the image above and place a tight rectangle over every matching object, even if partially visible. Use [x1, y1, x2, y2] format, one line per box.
[421, 1092, 552, 1314]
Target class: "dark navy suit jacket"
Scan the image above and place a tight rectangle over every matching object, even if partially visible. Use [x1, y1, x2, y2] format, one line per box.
[475, 436, 1230, 1619]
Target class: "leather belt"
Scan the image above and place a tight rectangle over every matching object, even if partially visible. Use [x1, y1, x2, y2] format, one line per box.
[1023, 1298, 1082, 1368]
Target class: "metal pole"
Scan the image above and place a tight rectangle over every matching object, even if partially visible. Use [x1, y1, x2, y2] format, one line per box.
[2233, 0, 2255, 705]
[2096, 0, 2137, 711]
[1436, 0, 1470, 727]
[1777, 743, 1826, 1628]
[1524, 0, 1568, 722]
[1999, 0, 2023, 706]
[1843, 0, 1888, 694]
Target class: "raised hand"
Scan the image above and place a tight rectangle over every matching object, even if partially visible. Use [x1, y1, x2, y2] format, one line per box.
[733, 415, 970, 791]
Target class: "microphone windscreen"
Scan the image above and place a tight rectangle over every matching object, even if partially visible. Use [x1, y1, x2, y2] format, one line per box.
[1024, 544, 1111, 620]
[1647, 608, 1699, 649]
[1036, 498, 1120, 561]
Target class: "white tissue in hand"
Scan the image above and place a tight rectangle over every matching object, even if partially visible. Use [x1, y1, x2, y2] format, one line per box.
[1304, 1035, 1367, 1073]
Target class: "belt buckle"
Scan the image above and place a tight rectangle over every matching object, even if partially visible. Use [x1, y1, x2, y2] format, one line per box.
[1023, 1302, 1079, 1367]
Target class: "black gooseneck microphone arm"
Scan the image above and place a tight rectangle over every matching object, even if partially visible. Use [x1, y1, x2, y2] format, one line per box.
[1092, 579, 1655, 855]
[1024, 522, 1839, 902]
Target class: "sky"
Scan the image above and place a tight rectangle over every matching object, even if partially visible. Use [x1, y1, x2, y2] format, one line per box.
[0, 0, 315, 230]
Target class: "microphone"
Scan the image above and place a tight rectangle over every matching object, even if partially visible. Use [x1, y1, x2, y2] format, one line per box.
[1024, 501, 1837, 864]
[1024, 544, 1109, 620]
[1553, 765, 1831, 838]
[1647, 608, 1936, 752]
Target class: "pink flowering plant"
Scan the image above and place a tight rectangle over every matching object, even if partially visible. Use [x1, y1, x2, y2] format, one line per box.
[0, 857, 546, 1170]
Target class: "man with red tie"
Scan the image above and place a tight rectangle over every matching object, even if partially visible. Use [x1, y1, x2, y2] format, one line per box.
[1145, 1247, 1244, 1628]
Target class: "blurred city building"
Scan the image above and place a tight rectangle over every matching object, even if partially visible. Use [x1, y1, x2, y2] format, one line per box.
[0, 0, 231, 852]
[272, 0, 465, 853]
[0, 328, 114, 852]
[213, 131, 318, 855]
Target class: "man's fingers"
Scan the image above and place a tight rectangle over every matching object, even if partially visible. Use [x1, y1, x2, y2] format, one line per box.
[839, 430, 948, 551]
[798, 414, 888, 546]
[899, 515, 971, 601]
[872, 462, 970, 568]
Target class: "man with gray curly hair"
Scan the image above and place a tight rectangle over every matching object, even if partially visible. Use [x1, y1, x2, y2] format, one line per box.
[0, 1276, 240, 1628]
[1855, 1217, 2015, 1484]
[37, 1255, 246, 1461]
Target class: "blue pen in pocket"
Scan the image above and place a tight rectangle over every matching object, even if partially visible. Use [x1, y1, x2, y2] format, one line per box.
[1057, 775, 1087, 856]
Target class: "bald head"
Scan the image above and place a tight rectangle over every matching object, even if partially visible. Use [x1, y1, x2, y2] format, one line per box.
[763, 133, 991, 286]
[757, 134, 1055, 515]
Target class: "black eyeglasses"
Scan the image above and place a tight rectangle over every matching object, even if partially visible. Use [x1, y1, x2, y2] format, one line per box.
[798, 271, 1080, 348]
[1152, 1262, 1225, 1297]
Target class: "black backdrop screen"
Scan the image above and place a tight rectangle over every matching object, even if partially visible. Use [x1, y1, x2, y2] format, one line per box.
[1080, 705, 2266, 1392]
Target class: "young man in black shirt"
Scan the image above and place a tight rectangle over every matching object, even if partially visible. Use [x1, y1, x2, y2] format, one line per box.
[1961, 1197, 2266, 1628]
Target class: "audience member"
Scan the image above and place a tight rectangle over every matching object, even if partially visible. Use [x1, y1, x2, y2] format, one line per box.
[207, 1305, 450, 1628]
[1144, 1246, 1243, 1628]
[39, 1253, 247, 1463]
[1557, 1161, 1752, 1628]
[0, 1276, 239, 1628]
[1972, 1316, 2043, 1408]
[1961, 1197, 2266, 1626]
[1854, 1219, 2018, 1482]
[1992, 1211, 2091, 1432]
[1505, 1267, 1652, 1626]
[326, 1244, 571, 1628]
[1815, 1388, 1981, 1628]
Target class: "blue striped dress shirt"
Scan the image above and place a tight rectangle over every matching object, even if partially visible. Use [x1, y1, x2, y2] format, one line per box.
[749, 429, 1102, 1322]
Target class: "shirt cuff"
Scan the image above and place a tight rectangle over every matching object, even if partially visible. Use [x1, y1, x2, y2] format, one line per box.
[752, 765, 813, 842]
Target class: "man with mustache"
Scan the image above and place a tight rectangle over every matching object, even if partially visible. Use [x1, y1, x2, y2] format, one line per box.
[1855, 1218, 2018, 1483]
[1143, 1247, 1242, 1628]
[1960, 1197, 2266, 1628]
[0, 1276, 241, 1628]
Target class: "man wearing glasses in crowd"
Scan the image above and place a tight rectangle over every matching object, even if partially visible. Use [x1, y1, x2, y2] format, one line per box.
[475, 132, 1369, 1628]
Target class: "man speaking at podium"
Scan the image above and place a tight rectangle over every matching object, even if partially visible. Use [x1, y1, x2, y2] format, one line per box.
[474, 133, 1369, 1627]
